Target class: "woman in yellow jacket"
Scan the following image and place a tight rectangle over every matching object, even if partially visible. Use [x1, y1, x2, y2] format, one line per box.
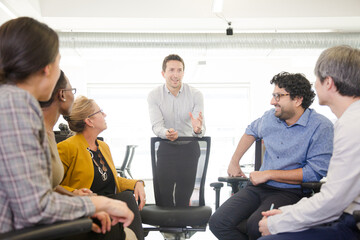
[58, 96, 145, 240]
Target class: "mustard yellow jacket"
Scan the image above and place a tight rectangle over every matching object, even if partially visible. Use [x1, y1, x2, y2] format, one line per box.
[57, 133, 137, 193]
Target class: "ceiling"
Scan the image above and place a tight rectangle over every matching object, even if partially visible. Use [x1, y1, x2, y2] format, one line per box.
[1, 0, 360, 33]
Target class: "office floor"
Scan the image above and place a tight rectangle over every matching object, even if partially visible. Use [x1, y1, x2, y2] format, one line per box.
[142, 179, 233, 239]
[144, 228, 217, 240]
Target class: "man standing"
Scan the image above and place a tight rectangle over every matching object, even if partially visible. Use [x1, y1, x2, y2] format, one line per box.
[209, 72, 334, 240]
[258, 46, 360, 240]
[147, 54, 205, 207]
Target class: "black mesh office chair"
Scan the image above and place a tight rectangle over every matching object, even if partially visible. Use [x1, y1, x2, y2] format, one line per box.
[116, 145, 137, 179]
[0, 218, 92, 240]
[141, 137, 212, 240]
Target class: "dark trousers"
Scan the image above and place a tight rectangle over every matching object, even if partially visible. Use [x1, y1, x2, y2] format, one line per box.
[258, 213, 360, 240]
[62, 222, 124, 240]
[62, 192, 142, 240]
[156, 141, 200, 207]
[108, 191, 144, 240]
[209, 184, 305, 240]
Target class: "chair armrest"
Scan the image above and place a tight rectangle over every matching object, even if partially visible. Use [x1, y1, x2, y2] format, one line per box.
[210, 182, 224, 189]
[301, 182, 324, 193]
[353, 210, 360, 223]
[218, 176, 249, 194]
[0, 218, 92, 240]
[218, 176, 249, 183]
[210, 182, 224, 210]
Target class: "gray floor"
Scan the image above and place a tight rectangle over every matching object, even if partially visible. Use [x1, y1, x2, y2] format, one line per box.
[144, 228, 217, 240]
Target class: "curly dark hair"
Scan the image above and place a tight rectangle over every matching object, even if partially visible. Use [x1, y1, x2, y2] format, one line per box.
[270, 72, 315, 109]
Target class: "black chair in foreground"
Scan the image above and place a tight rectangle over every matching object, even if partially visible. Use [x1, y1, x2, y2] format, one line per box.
[0, 218, 92, 240]
[141, 137, 212, 240]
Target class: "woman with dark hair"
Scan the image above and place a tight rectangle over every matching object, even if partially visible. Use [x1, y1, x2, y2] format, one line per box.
[58, 96, 145, 240]
[40, 70, 80, 193]
[0, 17, 133, 238]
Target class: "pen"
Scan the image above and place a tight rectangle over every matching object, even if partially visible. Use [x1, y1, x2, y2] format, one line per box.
[270, 203, 274, 211]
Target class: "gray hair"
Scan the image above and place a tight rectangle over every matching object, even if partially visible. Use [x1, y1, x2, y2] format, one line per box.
[314, 45, 360, 97]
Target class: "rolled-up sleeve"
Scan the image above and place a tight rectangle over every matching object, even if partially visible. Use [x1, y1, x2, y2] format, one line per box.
[245, 116, 264, 141]
[191, 90, 206, 137]
[302, 121, 334, 182]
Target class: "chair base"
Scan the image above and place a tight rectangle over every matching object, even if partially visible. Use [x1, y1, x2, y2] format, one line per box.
[143, 225, 206, 240]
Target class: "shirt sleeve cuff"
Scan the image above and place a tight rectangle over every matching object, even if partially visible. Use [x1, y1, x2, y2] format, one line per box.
[81, 196, 96, 216]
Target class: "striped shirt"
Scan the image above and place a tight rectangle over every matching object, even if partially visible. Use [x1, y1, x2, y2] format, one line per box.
[0, 84, 95, 233]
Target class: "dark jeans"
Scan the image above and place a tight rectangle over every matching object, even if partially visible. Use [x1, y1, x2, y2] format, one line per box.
[156, 141, 200, 207]
[258, 213, 360, 240]
[108, 191, 144, 240]
[209, 184, 306, 240]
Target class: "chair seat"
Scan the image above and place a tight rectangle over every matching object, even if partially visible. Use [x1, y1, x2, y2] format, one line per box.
[141, 205, 212, 227]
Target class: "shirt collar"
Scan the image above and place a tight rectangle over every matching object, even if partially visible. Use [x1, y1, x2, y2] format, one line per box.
[164, 83, 183, 95]
[277, 108, 311, 127]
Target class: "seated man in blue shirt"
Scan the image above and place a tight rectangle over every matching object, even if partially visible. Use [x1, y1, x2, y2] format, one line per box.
[209, 72, 334, 240]
[258, 46, 360, 240]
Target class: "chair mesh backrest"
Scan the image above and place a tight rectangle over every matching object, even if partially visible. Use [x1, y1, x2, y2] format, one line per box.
[150, 137, 211, 207]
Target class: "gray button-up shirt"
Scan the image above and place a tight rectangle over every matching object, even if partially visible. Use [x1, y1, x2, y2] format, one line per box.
[147, 83, 205, 139]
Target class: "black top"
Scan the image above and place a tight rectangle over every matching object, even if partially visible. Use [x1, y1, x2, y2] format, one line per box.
[89, 141, 116, 196]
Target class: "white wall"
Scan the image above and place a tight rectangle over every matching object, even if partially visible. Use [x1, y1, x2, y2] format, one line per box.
[58, 46, 336, 205]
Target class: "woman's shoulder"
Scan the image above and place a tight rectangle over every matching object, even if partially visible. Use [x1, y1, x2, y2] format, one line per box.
[57, 134, 81, 149]
[0, 84, 40, 112]
[98, 139, 110, 149]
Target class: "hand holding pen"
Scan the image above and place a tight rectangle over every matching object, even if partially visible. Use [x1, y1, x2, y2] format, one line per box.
[262, 203, 282, 217]
[258, 203, 282, 236]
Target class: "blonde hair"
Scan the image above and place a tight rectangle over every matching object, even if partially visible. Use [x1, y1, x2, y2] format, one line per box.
[65, 96, 96, 133]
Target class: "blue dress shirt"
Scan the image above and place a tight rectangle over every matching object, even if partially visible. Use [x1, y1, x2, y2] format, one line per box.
[245, 108, 334, 189]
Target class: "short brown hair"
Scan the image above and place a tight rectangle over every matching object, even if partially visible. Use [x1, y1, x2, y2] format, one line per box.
[162, 54, 185, 72]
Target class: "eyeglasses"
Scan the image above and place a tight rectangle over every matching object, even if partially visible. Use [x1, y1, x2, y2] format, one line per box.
[272, 93, 290, 102]
[61, 88, 77, 94]
[88, 109, 104, 118]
